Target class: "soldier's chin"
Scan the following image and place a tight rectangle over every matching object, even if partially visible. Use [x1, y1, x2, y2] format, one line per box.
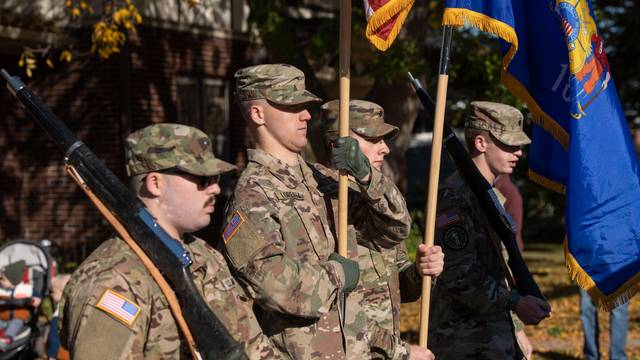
[290, 139, 308, 152]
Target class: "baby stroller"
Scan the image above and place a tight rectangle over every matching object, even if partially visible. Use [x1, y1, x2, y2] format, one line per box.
[0, 240, 53, 359]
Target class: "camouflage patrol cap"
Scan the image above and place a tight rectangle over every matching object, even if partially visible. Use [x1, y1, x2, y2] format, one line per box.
[234, 64, 322, 105]
[321, 99, 399, 141]
[465, 101, 531, 146]
[124, 123, 236, 177]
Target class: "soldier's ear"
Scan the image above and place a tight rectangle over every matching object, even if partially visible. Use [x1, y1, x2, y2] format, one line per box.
[143, 172, 163, 197]
[248, 102, 266, 126]
[474, 133, 489, 153]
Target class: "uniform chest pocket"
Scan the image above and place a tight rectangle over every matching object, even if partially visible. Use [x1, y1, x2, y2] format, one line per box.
[279, 208, 324, 261]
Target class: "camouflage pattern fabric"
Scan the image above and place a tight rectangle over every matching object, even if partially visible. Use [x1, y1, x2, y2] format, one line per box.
[312, 164, 417, 360]
[321, 99, 399, 141]
[221, 149, 374, 359]
[124, 123, 236, 177]
[362, 243, 423, 360]
[428, 171, 524, 359]
[59, 235, 286, 360]
[234, 64, 322, 105]
[465, 101, 531, 146]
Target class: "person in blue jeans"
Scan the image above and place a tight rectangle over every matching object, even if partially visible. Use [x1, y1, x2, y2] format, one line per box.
[579, 288, 628, 360]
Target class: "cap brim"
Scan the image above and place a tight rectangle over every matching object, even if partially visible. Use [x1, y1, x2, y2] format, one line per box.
[178, 158, 237, 176]
[266, 89, 322, 105]
[377, 122, 400, 141]
[493, 130, 531, 146]
[352, 122, 400, 141]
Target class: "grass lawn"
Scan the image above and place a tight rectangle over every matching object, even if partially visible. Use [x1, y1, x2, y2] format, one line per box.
[400, 241, 640, 359]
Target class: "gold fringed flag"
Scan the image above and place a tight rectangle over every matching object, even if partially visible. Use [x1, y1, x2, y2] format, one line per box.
[443, 0, 640, 310]
[364, 0, 415, 51]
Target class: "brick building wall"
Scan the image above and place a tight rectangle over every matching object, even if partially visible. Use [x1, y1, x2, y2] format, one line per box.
[0, 53, 123, 260]
[0, 25, 252, 263]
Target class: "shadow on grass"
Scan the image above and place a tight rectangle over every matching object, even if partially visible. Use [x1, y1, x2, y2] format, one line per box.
[533, 350, 581, 359]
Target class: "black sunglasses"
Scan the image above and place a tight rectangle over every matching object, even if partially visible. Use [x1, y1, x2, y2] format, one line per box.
[159, 168, 221, 188]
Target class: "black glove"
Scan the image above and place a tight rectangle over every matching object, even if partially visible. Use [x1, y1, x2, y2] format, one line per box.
[329, 252, 360, 293]
[332, 136, 371, 181]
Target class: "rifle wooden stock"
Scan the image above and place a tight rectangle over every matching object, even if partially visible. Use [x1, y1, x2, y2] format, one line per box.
[409, 74, 544, 300]
[2, 69, 247, 360]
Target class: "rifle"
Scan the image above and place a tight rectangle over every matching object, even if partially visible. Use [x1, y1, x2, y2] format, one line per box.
[408, 73, 544, 300]
[1, 69, 247, 360]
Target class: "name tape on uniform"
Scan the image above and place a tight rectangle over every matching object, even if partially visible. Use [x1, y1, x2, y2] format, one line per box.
[96, 289, 141, 327]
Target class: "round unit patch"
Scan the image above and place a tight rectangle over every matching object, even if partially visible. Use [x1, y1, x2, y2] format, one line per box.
[443, 226, 468, 250]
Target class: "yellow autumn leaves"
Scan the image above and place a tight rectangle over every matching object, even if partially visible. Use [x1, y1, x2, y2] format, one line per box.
[17, 51, 37, 78]
[91, 1, 143, 59]
[17, 0, 199, 77]
[18, 48, 73, 78]
[66, 0, 94, 18]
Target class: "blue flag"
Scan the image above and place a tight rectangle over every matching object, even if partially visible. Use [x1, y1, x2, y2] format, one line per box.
[444, 0, 640, 309]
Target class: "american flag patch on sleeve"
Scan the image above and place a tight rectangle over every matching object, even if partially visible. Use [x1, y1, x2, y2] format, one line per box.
[436, 210, 460, 228]
[96, 289, 141, 327]
[223, 211, 245, 244]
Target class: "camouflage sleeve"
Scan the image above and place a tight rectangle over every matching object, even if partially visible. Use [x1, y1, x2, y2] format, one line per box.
[393, 340, 412, 360]
[222, 191, 345, 319]
[434, 193, 511, 314]
[198, 247, 289, 360]
[59, 270, 150, 359]
[396, 242, 422, 303]
[369, 328, 410, 360]
[351, 167, 411, 249]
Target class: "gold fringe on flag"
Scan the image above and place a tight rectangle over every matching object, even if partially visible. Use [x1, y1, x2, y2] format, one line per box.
[564, 238, 640, 311]
[503, 73, 570, 150]
[527, 169, 566, 194]
[365, 0, 415, 51]
[443, 8, 570, 150]
[442, 8, 518, 70]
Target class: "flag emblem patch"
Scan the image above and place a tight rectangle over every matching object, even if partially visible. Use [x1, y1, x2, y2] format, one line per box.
[96, 289, 140, 327]
[223, 211, 245, 244]
[436, 210, 460, 228]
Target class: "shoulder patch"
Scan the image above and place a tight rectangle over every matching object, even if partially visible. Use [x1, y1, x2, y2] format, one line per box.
[442, 226, 468, 250]
[436, 209, 460, 228]
[223, 211, 245, 244]
[95, 289, 140, 328]
[223, 209, 266, 268]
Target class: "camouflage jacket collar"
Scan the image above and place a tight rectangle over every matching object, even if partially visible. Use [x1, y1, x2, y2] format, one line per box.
[247, 149, 318, 190]
[183, 234, 210, 272]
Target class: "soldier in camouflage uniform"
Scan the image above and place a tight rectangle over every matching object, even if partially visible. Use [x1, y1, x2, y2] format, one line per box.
[428, 102, 551, 359]
[59, 124, 286, 359]
[319, 99, 443, 360]
[222, 64, 409, 359]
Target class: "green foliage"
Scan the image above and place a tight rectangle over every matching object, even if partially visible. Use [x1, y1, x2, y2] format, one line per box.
[371, 39, 427, 85]
[406, 209, 425, 262]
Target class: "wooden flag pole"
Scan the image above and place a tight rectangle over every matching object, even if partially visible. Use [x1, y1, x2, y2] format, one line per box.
[338, 0, 351, 257]
[419, 25, 453, 347]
